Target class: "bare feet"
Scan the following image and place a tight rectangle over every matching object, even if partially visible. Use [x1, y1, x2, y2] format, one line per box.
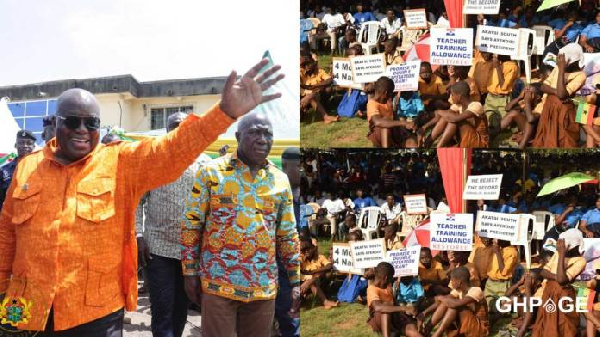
[324, 115, 340, 124]
[324, 300, 340, 309]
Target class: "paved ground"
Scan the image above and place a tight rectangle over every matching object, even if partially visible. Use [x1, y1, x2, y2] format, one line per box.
[123, 284, 202, 337]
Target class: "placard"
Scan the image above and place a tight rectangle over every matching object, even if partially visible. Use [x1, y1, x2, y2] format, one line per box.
[430, 28, 474, 66]
[332, 58, 362, 89]
[476, 211, 520, 242]
[430, 213, 474, 251]
[350, 54, 387, 84]
[350, 238, 387, 269]
[386, 61, 420, 91]
[475, 25, 520, 56]
[463, 0, 501, 14]
[404, 194, 428, 215]
[403, 9, 427, 30]
[386, 245, 421, 277]
[462, 174, 503, 200]
[332, 243, 364, 275]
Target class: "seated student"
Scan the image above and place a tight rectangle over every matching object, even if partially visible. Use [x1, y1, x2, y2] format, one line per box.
[531, 231, 586, 337]
[337, 47, 369, 118]
[448, 66, 480, 103]
[380, 194, 402, 226]
[337, 231, 369, 303]
[339, 29, 361, 56]
[419, 267, 488, 337]
[338, 212, 359, 241]
[469, 237, 494, 287]
[383, 37, 403, 66]
[500, 83, 544, 149]
[484, 54, 519, 141]
[580, 196, 600, 238]
[507, 270, 543, 337]
[366, 262, 422, 337]
[532, 45, 586, 148]
[469, 51, 494, 104]
[419, 62, 447, 112]
[446, 251, 480, 288]
[380, 9, 402, 40]
[421, 81, 489, 148]
[354, 187, 378, 213]
[396, 275, 425, 305]
[366, 76, 417, 148]
[484, 239, 519, 321]
[419, 247, 447, 296]
[384, 223, 404, 250]
[556, 195, 587, 230]
[300, 238, 340, 309]
[300, 56, 340, 124]
[580, 10, 600, 53]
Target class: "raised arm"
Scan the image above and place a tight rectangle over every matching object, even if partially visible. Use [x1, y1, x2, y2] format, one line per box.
[119, 59, 284, 193]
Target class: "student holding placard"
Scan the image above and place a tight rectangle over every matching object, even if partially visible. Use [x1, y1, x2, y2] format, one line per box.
[484, 55, 519, 140]
[419, 247, 447, 295]
[468, 51, 493, 104]
[383, 37, 404, 66]
[418, 62, 447, 111]
[366, 262, 422, 337]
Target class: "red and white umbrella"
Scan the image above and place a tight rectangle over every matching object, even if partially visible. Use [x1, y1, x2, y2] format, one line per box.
[402, 34, 439, 71]
[402, 219, 440, 256]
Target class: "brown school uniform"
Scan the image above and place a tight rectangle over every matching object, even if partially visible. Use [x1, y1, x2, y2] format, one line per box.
[447, 287, 489, 337]
[366, 284, 414, 333]
[449, 101, 489, 148]
[366, 98, 408, 147]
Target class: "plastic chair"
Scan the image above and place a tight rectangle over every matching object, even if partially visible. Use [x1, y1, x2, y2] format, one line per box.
[532, 210, 556, 235]
[359, 21, 381, 55]
[358, 206, 381, 240]
[532, 25, 555, 56]
[300, 19, 314, 44]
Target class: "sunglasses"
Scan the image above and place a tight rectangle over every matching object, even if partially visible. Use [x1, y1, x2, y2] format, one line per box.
[56, 115, 101, 131]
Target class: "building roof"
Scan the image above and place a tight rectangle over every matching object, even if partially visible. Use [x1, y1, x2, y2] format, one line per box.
[0, 74, 228, 101]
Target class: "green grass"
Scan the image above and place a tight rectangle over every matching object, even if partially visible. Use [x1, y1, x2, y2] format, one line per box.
[301, 238, 525, 337]
[301, 116, 372, 148]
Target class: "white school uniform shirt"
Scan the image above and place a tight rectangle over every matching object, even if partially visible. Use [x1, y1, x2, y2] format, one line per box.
[323, 198, 346, 215]
[380, 202, 402, 220]
[380, 17, 402, 35]
[322, 13, 345, 32]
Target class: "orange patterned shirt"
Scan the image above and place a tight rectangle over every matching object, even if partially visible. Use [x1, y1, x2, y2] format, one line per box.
[0, 105, 233, 331]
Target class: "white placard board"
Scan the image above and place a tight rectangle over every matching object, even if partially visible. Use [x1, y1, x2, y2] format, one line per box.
[463, 0, 501, 14]
[350, 54, 387, 84]
[350, 238, 387, 269]
[332, 58, 362, 89]
[404, 194, 428, 215]
[462, 174, 503, 200]
[386, 61, 420, 92]
[430, 28, 474, 66]
[386, 245, 421, 277]
[332, 243, 364, 275]
[430, 213, 474, 251]
[404, 9, 428, 30]
[475, 25, 521, 56]
[476, 211, 520, 242]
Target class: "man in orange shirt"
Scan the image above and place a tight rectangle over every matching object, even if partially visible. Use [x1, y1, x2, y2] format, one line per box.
[0, 58, 283, 336]
[367, 77, 415, 148]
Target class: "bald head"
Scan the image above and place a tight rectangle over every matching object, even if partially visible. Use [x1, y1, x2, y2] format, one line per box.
[56, 88, 100, 117]
[236, 111, 274, 167]
[167, 112, 188, 132]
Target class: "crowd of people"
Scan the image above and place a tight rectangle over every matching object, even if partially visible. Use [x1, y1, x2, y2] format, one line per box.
[299, 149, 600, 337]
[300, 0, 600, 149]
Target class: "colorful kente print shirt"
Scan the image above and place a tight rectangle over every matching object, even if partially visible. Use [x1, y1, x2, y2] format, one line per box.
[181, 152, 300, 301]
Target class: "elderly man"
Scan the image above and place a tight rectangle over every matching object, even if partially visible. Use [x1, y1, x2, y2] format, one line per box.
[135, 111, 211, 337]
[181, 112, 300, 337]
[0, 130, 36, 210]
[0, 58, 283, 336]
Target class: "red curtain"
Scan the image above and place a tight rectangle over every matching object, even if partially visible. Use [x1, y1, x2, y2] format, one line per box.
[437, 148, 471, 213]
[443, 0, 464, 28]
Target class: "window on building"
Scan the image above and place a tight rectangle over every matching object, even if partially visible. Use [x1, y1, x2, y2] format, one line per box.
[7, 99, 57, 145]
[150, 105, 193, 130]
